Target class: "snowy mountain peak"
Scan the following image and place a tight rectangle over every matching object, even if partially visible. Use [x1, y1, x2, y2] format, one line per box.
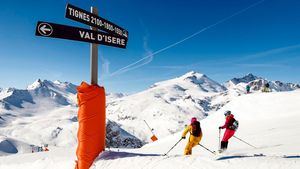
[5, 87, 16, 93]
[106, 93, 126, 101]
[0, 88, 15, 100]
[27, 79, 46, 90]
[0, 79, 79, 109]
[179, 71, 226, 92]
[151, 71, 226, 93]
[26, 79, 77, 94]
[53, 80, 62, 85]
[229, 73, 259, 85]
[180, 71, 206, 80]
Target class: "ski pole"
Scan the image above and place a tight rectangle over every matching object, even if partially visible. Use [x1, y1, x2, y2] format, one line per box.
[163, 138, 182, 156]
[233, 135, 257, 148]
[218, 129, 221, 150]
[198, 144, 216, 155]
[144, 120, 158, 141]
[144, 120, 154, 134]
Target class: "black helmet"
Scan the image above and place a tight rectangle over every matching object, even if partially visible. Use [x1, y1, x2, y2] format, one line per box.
[224, 110, 231, 116]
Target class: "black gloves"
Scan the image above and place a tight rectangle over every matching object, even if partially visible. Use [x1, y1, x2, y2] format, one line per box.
[182, 136, 186, 139]
[219, 126, 222, 129]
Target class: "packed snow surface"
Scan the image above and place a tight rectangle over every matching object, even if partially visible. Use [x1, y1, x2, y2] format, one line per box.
[0, 90, 299, 169]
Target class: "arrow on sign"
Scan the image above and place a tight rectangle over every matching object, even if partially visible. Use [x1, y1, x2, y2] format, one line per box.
[40, 25, 51, 34]
[37, 23, 53, 36]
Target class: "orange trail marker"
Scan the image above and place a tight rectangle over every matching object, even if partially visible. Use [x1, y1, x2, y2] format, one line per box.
[75, 82, 106, 169]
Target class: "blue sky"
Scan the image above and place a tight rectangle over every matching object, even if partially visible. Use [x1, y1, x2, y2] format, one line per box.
[0, 0, 300, 93]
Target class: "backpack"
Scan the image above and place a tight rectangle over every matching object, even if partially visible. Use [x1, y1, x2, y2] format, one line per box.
[265, 83, 270, 88]
[191, 121, 202, 137]
[230, 119, 239, 130]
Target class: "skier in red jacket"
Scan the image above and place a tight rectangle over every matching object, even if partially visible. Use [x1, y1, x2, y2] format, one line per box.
[219, 110, 237, 152]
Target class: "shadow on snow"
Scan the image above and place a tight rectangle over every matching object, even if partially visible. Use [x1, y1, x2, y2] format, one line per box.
[216, 154, 265, 160]
[97, 151, 161, 160]
[283, 155, 300, 159]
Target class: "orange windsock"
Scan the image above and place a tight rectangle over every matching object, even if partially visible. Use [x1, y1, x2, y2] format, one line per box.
[75, 82, 106, 169]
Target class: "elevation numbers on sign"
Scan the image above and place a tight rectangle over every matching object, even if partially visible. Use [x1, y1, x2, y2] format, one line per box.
[65, 4, 128, 38]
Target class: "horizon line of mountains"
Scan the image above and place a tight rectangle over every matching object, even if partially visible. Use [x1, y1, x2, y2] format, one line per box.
[0, 71, 299, 110]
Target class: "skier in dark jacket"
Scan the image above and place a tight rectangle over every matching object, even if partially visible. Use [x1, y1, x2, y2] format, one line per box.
[182, 117, 203, 155]
[219, 111, 237, 152]
[246, 85, 251, 94]
[262, 83, 270, 92]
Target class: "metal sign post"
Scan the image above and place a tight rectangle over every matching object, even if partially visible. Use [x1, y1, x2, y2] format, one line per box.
[90, 6, 98, 85]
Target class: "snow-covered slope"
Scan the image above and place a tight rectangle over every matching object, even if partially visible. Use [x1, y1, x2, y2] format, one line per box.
[0, 88, 34, 109]
[27, 79, 77, 105]
[0, 80, 143, 154]
[0, 79, 76, 110]
[0, 136, 33, 155]
[0, 105, 143, 156]
[107, 71, 228, 142]
[1, 90, 299, 169]
[106, 93, 126, 101]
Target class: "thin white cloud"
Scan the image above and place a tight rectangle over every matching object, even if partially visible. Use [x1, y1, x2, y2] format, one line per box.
[235, 63, 290, 68]
[149, 65, 188, 69]
[101, 57, 110, 75]
[239, 44, 300, 61]
[109, 25, 155, 76]
[149, 62, 205, 70]
[105, 70, 180, 86]
[149, 43, 300, 71]
[109, 0, 266, 77]
[98, 52, 111, 84]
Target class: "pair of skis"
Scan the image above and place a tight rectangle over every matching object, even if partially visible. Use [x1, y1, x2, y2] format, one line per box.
[163, 138, 216, 156]
[215, 129, 258, 159]
[162, 137, 259, 161]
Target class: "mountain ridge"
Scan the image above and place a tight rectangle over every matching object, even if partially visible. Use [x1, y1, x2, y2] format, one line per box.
[225, 73, 300, 92]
